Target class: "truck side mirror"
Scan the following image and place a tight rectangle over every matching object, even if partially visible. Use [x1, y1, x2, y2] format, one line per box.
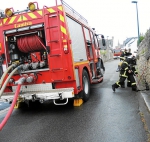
[101, 35, 106, 46]
[101, 35, 104, 39]
[102, 38, 106, 46]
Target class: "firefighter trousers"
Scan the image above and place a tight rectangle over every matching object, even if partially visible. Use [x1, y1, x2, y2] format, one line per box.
[113, 76, 126, 88]
[127, 74, 137, 91]
[113, 75, 137, 91]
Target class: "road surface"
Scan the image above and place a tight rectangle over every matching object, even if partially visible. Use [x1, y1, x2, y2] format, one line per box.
[0, 59, 148, 142]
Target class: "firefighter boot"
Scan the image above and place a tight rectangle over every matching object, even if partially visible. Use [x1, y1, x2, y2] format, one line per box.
[132, 86, 137, 91]
[121, 82, 125, 88]
[112, 84, 116, 92]
[127, 82, 131, 87]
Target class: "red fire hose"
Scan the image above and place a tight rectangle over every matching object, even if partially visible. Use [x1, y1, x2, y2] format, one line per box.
[0, 84, 21, 131]
[17, 34, 46, 53]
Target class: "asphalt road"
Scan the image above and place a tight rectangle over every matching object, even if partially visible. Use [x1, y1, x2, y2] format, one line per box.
[0, 59, 148, 142]
[0, 102, 10, 111]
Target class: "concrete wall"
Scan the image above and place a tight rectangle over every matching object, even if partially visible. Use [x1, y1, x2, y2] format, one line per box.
[100, 49, 113, 62]
[136, 30, 150, 90]
[99, 38, 114, 62]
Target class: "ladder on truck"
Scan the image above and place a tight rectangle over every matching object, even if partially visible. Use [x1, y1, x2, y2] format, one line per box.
[43, 0, 65, 82]
[43, 0, 90, 82]
[43, 0, 63, 54]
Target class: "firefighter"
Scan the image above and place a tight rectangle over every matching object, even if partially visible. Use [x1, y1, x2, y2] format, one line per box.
[112, 56, 137, 92]
[127, 55, 138, 88]
[116, 49, 132, 72]
[116, 49, 132, 88]
[120, 49, 127, 61]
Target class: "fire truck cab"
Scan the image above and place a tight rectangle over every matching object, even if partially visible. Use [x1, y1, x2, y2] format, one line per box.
[0, 0, 105, 106]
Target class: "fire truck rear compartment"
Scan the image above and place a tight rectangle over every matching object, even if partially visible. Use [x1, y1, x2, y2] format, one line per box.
[1, 24, 75, 104]
[5, 26, 48, 71]
[0, 1, 104, 107]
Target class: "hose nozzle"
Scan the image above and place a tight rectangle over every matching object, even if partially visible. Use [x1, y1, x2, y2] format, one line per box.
[15, 77, 26, 85]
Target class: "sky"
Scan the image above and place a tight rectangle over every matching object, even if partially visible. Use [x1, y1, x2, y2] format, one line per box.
[0, 0, 150, 47]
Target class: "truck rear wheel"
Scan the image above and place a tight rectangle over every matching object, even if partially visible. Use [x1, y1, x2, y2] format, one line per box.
[82, 70, 90, 102]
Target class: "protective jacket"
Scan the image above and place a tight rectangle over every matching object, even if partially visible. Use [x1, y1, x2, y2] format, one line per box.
[119, 61, 129, 78]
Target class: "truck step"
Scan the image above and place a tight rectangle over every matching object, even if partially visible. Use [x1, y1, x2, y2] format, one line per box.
[91, 77, 103, 84]
[1, 88, 74, 103]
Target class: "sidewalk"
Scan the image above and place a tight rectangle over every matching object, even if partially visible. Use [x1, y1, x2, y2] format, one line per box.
[140, 91, 150, 112]
[136, 76, 150, 113]
[138, 90, 150, 135]
[136, 76, 150, 134]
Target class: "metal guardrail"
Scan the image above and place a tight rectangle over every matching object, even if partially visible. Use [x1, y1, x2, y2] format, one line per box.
[61, 0, 88, 24]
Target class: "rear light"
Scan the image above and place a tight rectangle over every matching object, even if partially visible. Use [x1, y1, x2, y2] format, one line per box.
[63, 39, 69, 54]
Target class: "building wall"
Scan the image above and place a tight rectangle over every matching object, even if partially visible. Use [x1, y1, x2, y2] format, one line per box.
[124, 38, 138, 55]
[100, 49, 113, 62]
[136, 30, 150, 90]
[99, 38, 114, 62]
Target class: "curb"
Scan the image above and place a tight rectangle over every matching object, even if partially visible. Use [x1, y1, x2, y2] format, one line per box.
[135, 76, 150, 112]
[141, 92, 150, 112]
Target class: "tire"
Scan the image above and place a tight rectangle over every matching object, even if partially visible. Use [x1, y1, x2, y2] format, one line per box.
[81, 70, 90, 102]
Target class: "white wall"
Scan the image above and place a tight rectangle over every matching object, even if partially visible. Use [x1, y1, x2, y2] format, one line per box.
[124, 39, 138, 56]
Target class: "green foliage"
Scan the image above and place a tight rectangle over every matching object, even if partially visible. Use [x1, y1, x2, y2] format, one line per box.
[139, 35, 144, 43]
[137, 34, 144, 45]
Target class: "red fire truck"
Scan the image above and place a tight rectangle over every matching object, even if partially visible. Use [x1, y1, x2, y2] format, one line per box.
[0, 0, 105, 107]
[113, 48, 122, 59]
